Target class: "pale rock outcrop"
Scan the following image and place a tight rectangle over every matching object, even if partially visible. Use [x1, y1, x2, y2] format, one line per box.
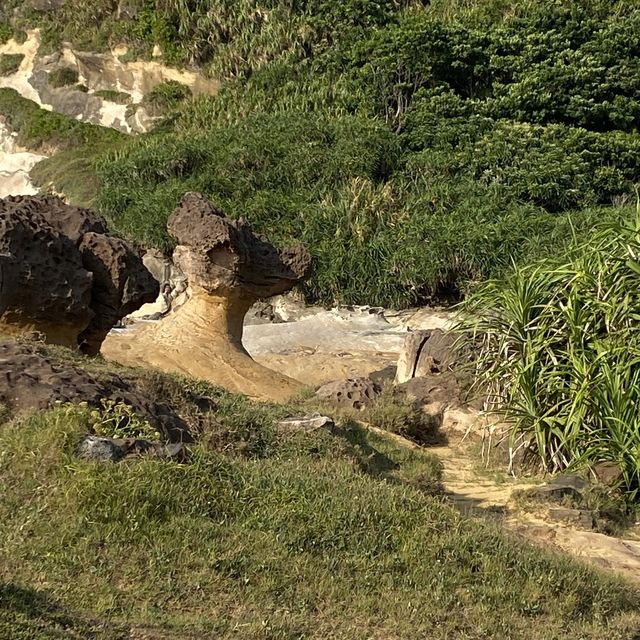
[102, 193, 312, 402]
[0, 195, 158, 353]
[394, 329, 457, 385]
[0, 30, 218, 134]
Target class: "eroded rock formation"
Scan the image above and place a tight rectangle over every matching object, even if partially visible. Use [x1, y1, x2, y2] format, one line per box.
[102, 193, 312, 402]
[0, 195, 158, 353]
[0, 341, 191, 442]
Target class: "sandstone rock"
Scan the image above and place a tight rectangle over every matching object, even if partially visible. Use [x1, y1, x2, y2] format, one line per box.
[397, 372, 461, 406]
[0, 340, 191, 443]
[168, 192, 310, 299]
[394, 329, 457, 385]
[77, 232, 158, 354]
[315, 377, 381, 410]
[534, 474, 590, 504]
[547, 507, 595, 529]
[102, 193, 312, 402]
[0, 195, 158, 354]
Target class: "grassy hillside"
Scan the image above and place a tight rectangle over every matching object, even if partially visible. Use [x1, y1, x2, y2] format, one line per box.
[1, 349, 639, 639]
[1, 0, 638, 306]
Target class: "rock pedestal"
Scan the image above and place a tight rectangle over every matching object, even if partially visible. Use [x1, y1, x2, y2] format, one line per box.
[102, 193, 311, 402]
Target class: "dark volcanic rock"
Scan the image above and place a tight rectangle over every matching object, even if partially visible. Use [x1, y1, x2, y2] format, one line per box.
[77, 435, 124, 463]
[168, 192, 311, 299]
[0, 196, 158, 354]
[0, 341, 191, 443]
[77, 434, 187, 463]
[0, 200, 93, 346]
[77, 232, 159, 355]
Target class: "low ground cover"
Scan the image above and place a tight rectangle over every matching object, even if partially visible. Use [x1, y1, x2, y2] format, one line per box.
[1, 356, 639, 638]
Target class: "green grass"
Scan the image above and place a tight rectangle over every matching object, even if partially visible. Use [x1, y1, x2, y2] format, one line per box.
[93, 89, 132, 104]
[48, 67, 79, 88]
[2, 396, 640, 639]
[0, 53, 23, 76]
[141, 80, 191, 116]
[0, 344, 638, 638]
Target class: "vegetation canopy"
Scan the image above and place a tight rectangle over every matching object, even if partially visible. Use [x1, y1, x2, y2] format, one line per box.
[460, 206, 640, 498]
[1, 0, 638, 306]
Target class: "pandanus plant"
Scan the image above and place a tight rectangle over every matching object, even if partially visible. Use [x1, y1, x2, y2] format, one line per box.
[459, 201, 640, 497]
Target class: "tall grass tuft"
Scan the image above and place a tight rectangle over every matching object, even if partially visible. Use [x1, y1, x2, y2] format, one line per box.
[459, 203, 640, 497]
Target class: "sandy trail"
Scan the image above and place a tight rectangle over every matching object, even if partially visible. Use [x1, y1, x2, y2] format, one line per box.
[431, 432, 640, 584]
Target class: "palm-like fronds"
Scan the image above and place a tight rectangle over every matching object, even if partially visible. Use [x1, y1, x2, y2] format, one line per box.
[459, 203, 640, 496]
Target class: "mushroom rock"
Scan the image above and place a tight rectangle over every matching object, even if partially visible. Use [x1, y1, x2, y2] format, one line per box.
[101, 192, 312, 402]
[0, 195, 158, 353]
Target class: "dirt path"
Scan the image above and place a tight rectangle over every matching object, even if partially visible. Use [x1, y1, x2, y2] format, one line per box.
[429, 431, 640, 584]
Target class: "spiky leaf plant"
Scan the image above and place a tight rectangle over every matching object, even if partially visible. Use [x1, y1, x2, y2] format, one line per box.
[459, 203, 640, 497]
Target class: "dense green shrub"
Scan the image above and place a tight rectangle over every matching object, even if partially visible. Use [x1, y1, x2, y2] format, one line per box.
[0, 53, 23, 76]
[48, 66, 79, 88]
[2, 0, 638, 306]
[141, 79, 191, 116]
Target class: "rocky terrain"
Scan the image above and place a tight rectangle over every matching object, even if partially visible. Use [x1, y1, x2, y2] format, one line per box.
[0, 5, 639, 634]
[0, 195, 158, 353]
[102, 192, 312, 401]
[0, 29, 218, 133]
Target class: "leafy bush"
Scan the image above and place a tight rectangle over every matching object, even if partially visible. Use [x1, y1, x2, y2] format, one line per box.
[88, 399, 160, 440]
[0, 53, 23, 76]
[141, 80, 191, 116]
[459, 205, 640, 497]
[48, 66, 79, 88]
[3, 1, 639, 307]
[0, 22, 12, 45]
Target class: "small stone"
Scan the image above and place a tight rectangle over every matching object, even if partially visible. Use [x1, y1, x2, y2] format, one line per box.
[548, 507, 594, 529]
[277, 415, 335, 431]
[77, 435, 124, 463]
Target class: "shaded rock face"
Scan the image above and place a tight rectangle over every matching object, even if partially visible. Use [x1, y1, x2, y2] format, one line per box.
[0, 195, 158, 354]
[102, 193, 312, 402]
[394, 329, 458, 385]
[0, 341, 191, 442]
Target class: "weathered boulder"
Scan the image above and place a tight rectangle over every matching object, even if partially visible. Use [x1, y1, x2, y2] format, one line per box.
[394, 329, 457, 385]
[315, 377, 381, 410]
[168, 192, 310, 300]
[277, 415, 336, 432]
[0, 199, 93, 347]
[0, 195, 158, 354]
[102, 193, 312, 402]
